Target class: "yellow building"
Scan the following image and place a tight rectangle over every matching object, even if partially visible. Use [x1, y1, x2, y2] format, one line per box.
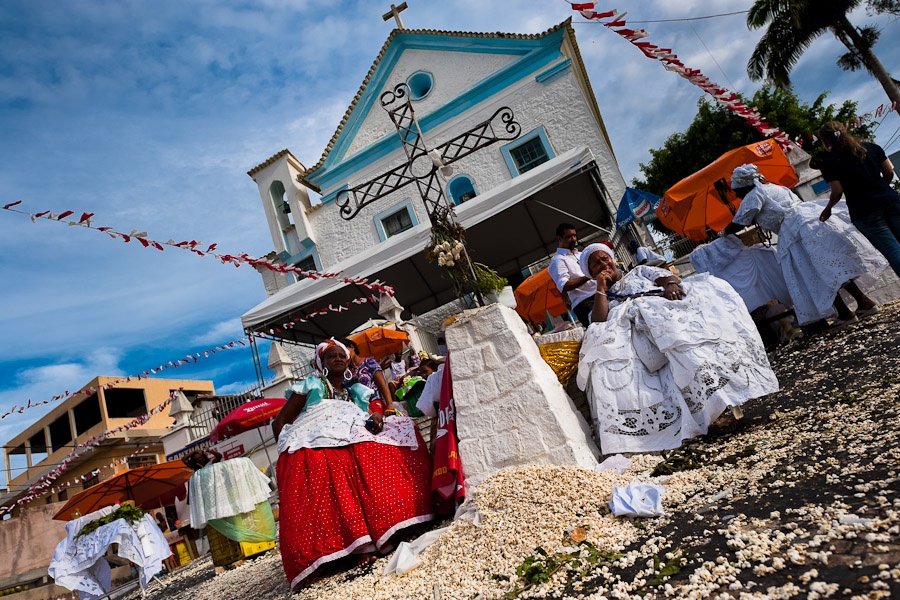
[1, 376, 215, 517]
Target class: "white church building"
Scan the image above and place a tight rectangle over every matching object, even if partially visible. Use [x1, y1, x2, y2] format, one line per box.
[240, 18, 653, 360]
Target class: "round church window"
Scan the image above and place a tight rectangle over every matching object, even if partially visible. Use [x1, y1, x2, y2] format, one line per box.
[407, 71, 434, 101]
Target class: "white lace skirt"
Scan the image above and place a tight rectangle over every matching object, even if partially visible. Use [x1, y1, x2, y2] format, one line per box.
[189, 457, 272, 529]
[777, 199, 888, 324]
[577, 274, 779, 455]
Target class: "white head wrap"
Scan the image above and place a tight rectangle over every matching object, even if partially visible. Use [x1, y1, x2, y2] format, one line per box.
[579, 242, 616, 278]
[315, 338, 350, 372]
[730, 164, 763, 189]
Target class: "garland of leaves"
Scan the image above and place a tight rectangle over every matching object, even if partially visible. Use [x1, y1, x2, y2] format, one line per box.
[74, 503, 146, 539]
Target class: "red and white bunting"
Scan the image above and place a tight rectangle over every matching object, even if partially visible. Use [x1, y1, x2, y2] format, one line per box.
[1, 295, 379, 419]
[0, 393, 180, 517]
[847, 100, 897, 129]
[572, 4, 793, 151]
[0, 204, 395, 296]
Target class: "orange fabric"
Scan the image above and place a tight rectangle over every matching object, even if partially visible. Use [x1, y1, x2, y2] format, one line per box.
[514, 268, 568, 323]
[347, 326, 409, 362]
[657, 139, 799, 241]
[54, 460, 194, 520]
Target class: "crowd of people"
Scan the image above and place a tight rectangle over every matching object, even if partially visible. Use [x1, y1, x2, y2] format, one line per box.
[255, 125, 898, 590]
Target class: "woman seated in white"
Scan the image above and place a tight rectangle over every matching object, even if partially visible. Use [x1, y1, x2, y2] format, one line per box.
[577, 242, 779, 455]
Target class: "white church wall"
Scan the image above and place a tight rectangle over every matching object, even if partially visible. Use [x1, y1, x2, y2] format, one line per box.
[305, 61, 627, 269]
[344, 49, 520, 157]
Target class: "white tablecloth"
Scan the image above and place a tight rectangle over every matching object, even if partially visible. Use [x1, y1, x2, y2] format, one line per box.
[189, 457, 272, 529]
[690, 235, 792, 313]
[49, 508, 171, 599]
[534, 327, 585, 346]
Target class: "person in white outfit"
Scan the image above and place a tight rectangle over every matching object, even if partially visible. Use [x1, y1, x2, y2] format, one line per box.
[577, 242, 778, 455]
[725, 164, 884, 328]
[548, 223, 597, 327]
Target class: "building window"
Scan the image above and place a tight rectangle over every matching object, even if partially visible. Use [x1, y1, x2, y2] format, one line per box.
[374, 199, 420, 242]
[407, 71, 434, 101]
[58, 489, 68, 501]
[83, 472, 100, 489]
[383, 208, 413, 237]
[127, 455, 157, 470]
[510, 137, 549, 173]
[500, 126, 556, 177]
[294, 255, 317, 273]
[448, 175, 478, 205]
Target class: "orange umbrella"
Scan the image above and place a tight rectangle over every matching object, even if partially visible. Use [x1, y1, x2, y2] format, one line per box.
[53, 460, 193, 520]
[514, 268, 568, 323]
[348, 322, 409, 361]
[657, 139, 799, 241]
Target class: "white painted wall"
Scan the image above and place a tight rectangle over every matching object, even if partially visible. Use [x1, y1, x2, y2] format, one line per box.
[344, 49, 519, 157]
[306, 58, 627, 270]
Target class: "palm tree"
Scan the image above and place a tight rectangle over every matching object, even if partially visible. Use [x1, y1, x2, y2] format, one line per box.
[747, 0, 900, 106]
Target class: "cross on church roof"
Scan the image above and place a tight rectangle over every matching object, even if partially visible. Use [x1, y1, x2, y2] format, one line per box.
[382, 2, 407, 29]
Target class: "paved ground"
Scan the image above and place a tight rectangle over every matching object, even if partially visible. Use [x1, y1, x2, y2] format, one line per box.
[127, 303, 900, 600]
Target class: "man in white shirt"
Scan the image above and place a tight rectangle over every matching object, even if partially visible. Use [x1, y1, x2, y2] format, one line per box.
[627, 240, 666, 266]
[548, 223, 597, 326]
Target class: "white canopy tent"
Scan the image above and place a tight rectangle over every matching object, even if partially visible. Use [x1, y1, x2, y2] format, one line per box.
[241, 146, 621, 344]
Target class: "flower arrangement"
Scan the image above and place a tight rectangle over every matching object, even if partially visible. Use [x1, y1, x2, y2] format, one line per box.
[424, 220, 507, 302]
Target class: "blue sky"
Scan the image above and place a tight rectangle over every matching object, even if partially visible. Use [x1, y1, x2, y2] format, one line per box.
[1, 0, 898, 487]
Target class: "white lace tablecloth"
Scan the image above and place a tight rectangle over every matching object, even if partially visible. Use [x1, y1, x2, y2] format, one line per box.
[535, 327, 585, 346]
[189, 457, 272, 529]
[49, 508, 170, 600]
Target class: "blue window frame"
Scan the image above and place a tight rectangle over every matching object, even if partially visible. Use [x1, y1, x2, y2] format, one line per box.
[374, 199, 420, 242]
[500, 126, 556, 176]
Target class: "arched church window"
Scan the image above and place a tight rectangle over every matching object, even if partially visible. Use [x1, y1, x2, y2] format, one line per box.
[269, 180, 299, 253]
[407, 71, 434, 101]
[448, 175, 477, 205]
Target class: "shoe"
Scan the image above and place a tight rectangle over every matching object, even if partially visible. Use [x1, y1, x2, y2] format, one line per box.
[830, 315, 859, 329]
[856, 305, 880, 317]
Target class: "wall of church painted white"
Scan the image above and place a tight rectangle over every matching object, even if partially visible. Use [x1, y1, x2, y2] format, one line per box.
[344, 49, 520, 157]
[305, 59, 626, 270]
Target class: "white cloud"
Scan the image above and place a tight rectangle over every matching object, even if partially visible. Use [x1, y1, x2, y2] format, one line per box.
[190, 318, 245, 347]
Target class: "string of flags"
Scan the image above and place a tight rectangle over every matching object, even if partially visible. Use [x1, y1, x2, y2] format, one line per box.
[0, 392, 179, 517]
[571, 3, 793, 151]
[1, 294, 378, 420]
[0, 202, 395, 297]
[847, 100, 897, 129]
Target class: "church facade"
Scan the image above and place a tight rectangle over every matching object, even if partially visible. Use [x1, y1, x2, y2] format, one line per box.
[241, 19, 651, 346]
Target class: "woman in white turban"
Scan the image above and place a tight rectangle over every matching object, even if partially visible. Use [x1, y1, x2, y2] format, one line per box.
[727, 164, 885, 327]
[577, 243, 779, 454]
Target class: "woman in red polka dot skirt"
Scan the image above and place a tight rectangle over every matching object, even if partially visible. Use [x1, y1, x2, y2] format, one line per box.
[272, 339, 433, 590]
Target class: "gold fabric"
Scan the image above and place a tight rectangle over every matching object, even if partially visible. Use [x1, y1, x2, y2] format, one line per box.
[538, 340, 583, 385]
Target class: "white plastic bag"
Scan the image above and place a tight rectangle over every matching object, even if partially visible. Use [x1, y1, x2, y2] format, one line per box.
[609, 482, 665, 517]
[383, 527, 449, 575]
[595, 454, 631, 474]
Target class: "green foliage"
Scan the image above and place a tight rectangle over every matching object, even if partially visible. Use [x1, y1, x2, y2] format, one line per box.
[645, 549, 685, 588]
[502, 541, 621, 598]
[634, 85, 872, 200]
[651, 447, 707, 476]
[75, 504, 146, 539]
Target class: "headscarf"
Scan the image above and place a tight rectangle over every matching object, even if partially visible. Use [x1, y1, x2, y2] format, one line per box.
[579, 242, 616, 278]
[315, 338, 350, 372]
[730, 164, 763, 189]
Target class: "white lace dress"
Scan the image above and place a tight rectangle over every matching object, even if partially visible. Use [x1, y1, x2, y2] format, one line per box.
[577, 267, 779, 454]
[732, 182, 888, 324]
[189, 457, 272, 529]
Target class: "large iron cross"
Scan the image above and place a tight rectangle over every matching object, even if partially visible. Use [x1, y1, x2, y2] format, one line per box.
[336, 82, 521, 226]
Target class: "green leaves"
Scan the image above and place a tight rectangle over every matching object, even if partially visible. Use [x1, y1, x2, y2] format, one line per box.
[645, 549, 685, 588]
[74, 503, 147, 539]
[502, 541, 622, 598]
[651, 447, 706, 476]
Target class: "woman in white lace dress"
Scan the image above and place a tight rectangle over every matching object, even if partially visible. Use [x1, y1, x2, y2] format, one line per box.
[577, 242, 779, 455]
[727, 164, 885, 326]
